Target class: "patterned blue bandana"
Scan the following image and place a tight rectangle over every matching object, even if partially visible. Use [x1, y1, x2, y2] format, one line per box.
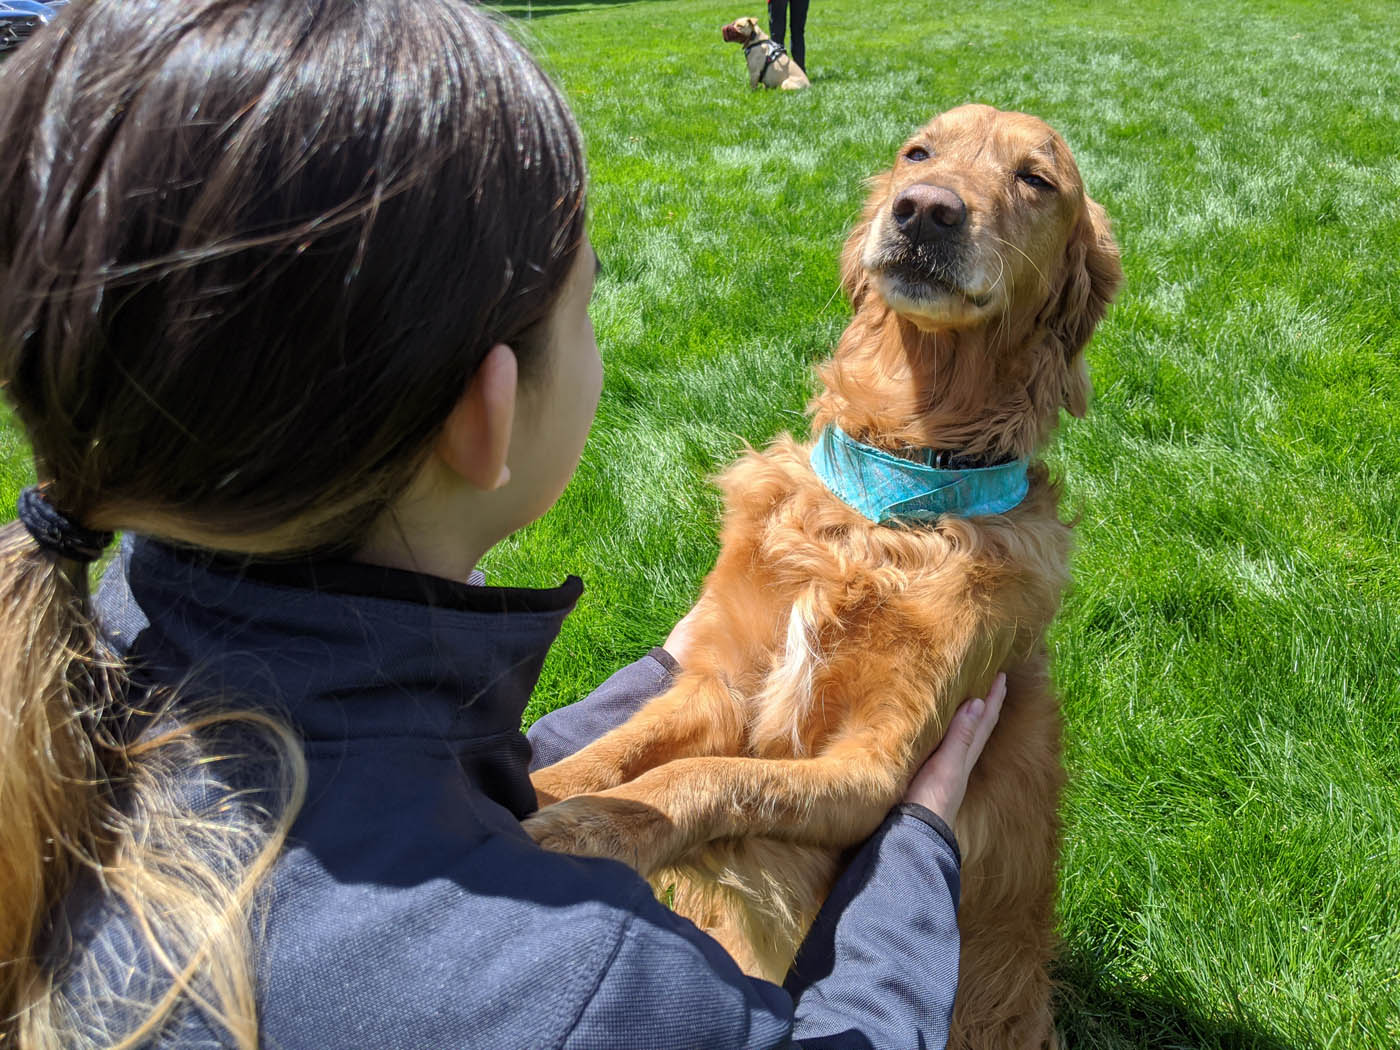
[809, 424, 1029, 525]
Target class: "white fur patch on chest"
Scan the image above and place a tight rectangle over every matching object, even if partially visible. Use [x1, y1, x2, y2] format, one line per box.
[749, 588, 823, 757]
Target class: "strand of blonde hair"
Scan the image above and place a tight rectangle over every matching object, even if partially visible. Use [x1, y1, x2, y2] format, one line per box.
[0, 523, 307, 1049]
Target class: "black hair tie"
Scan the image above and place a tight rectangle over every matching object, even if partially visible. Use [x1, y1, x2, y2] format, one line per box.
[16, 486, 114, 563]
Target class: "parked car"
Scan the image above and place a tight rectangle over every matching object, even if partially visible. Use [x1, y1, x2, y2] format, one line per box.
[2, 0, 57, 17]
[0, 0, 56, 54]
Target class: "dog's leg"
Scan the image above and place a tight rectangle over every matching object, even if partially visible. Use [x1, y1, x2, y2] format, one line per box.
[531, 671, 744, 806]
[948, 659, 1064, 1050]
[715, 839, 838, 980]
[527, 618, 1015, 871]
[662, 869, 772, 977]
[663, 839, 840, 982]
[523, 721, 917, 876]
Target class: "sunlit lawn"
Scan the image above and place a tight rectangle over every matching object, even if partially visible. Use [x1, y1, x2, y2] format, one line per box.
[484, 2, 1400, 1046]
[2, 1, 1396, 1045]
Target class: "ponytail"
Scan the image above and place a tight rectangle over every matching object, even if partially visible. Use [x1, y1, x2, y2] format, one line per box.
[0, 519, 307, 1049]
[0, 522, 112, 1031]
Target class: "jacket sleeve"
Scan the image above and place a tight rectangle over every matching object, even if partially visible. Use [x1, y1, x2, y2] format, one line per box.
[527, 647, 679, 770]
[563, 808, 962, 1050]
[528, 652, 962, 1047]
[784, 805, 962, 1048]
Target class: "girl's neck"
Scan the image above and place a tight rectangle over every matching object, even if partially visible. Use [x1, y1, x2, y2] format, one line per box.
[808, 300, 1051, 462]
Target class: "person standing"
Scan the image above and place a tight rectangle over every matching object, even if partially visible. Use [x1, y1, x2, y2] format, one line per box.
[768, 0, 809, 71]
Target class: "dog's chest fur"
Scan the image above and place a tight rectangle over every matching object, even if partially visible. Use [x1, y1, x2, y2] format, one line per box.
[708, 438, 1071, 761]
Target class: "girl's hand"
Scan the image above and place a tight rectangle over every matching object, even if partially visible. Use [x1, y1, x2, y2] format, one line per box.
[903, 673, 1006, 827]
[662, 600, 708, 667]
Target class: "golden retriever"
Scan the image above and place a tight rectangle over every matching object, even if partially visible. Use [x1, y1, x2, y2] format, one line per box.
[721, 16, 810, 90]
[527, 103, 1122, 1050]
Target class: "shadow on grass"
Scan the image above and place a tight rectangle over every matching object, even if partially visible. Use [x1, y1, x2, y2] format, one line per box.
[487, 0, 644, 19]
[1054, 954, 1296, 1050]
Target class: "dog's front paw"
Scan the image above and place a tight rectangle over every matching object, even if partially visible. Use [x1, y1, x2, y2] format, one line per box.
[530, 754, 631, 806]
[523, 793, 676, 876]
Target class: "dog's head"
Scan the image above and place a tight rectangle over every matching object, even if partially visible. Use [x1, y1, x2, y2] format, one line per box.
[721, 17, 761, 44]
[841, 104, 1121, 417]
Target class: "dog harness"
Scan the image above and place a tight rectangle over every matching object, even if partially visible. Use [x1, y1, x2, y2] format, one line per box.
[744, 37, 788, 82]
[809, 423, 1030, 524]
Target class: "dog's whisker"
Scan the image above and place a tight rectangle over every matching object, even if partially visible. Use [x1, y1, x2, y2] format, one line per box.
[820, 281, 845, 315]
[985, 246, 1012, 349]
[991, 234, 1050, 292]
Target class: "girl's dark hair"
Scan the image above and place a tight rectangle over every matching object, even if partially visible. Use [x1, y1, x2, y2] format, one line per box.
[1, 0, 586, 551]
[0, 0, 586, 1043]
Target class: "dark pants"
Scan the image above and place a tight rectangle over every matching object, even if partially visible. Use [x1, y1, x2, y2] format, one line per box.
[767, 0, 809, 71]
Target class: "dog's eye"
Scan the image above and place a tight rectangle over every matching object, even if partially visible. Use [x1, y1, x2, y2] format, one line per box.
[1016, 171, 1055, 191]
[904, 147, 931, 163]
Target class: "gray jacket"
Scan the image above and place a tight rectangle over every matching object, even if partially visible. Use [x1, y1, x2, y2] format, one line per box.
[54, 536, 962, 1049]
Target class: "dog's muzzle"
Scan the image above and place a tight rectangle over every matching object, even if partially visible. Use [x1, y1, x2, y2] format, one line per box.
[864, 184, 992, 307]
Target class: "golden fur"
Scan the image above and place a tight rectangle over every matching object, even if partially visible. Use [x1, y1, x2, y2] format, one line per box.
[526, 104, 1122, 1049]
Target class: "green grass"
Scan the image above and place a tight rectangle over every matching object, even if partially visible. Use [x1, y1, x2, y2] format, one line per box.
[485, 1, 1400, 1045]
[5, 0, 1399, 1045]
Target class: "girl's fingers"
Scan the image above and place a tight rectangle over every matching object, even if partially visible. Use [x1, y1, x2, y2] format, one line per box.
[942, 696, 985, 754]
[964, 673, 1006, 766]
[901, 672, 1009, 817]
[931, 673, 1006, 768]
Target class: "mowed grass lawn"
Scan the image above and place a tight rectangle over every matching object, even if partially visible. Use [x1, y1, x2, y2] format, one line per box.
[4, 0, 1398, 1046]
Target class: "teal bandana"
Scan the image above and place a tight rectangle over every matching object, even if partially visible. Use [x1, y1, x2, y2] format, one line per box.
[809, 424, 1029, 525]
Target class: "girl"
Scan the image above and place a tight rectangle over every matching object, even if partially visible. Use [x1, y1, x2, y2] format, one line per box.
[0, 1, 1003, 1047]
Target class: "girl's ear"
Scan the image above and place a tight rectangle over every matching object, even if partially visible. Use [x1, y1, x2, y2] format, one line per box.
[1041, 194, 1123, 417]
[436, 344, 518, 490]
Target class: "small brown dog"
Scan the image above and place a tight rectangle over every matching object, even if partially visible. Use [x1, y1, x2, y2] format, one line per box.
[528, 104, 1121, 1050]
[721, 16, 810, 90]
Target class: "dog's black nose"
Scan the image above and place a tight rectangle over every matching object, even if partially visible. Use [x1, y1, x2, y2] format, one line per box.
[891, 184, 967, 241]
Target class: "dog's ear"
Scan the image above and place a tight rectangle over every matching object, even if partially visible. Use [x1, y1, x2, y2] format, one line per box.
[1042, 194, 1121, 417]
[839, 217, 871, 309]
[840, 171, 893, 310]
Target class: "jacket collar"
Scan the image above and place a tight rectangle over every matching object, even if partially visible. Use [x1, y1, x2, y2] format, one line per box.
[95, 537, 581, 815]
